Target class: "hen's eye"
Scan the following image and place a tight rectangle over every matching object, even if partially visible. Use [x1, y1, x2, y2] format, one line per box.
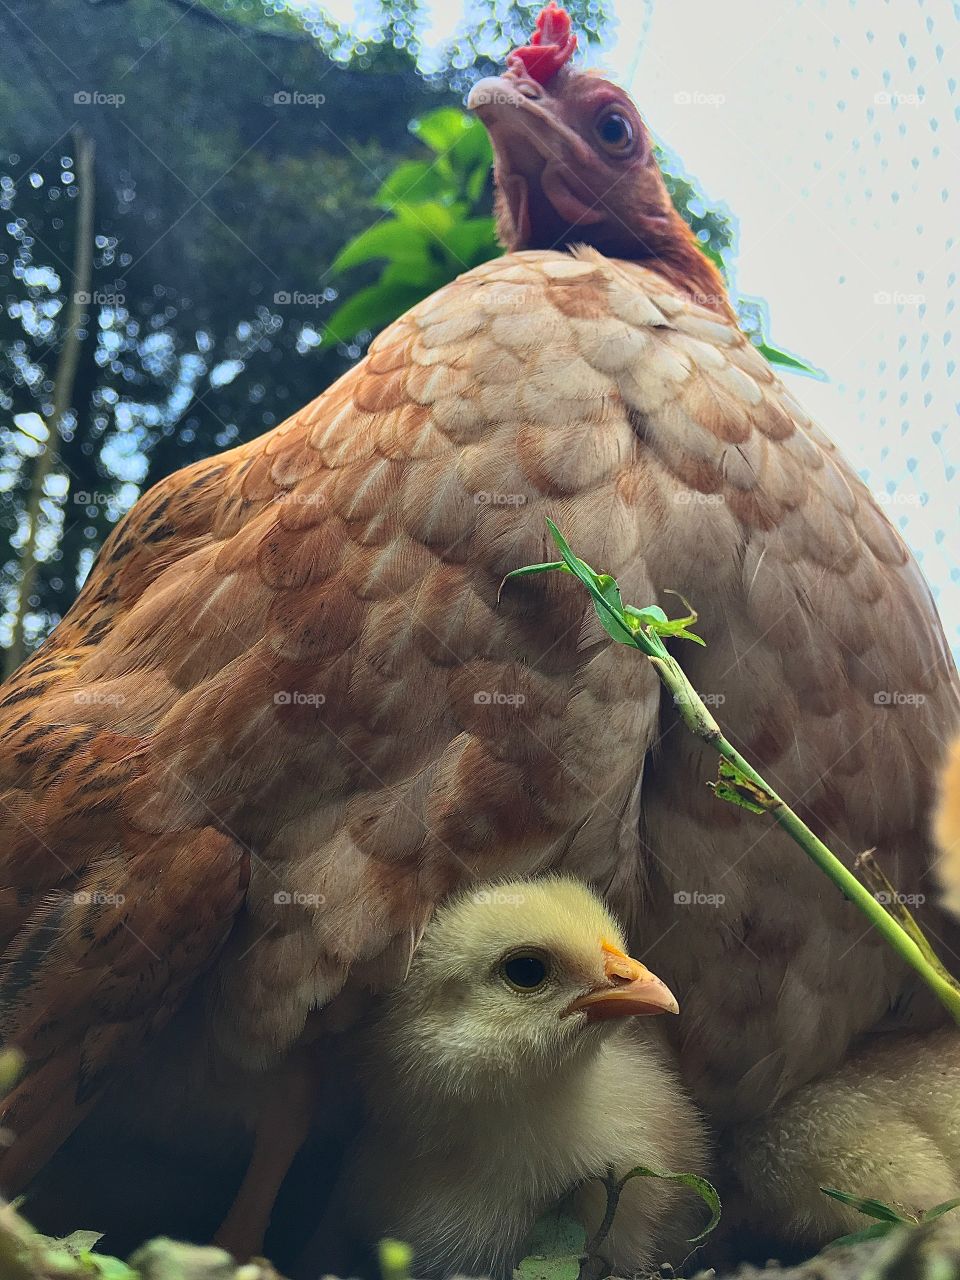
[500, 950, 551, 992]
[595, 110, 635, 155]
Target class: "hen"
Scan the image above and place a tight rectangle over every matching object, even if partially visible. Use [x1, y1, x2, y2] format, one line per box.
[1, 0, 958, 1246]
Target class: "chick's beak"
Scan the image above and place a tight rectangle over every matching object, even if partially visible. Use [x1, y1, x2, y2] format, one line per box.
[565, 943, 680, 1022]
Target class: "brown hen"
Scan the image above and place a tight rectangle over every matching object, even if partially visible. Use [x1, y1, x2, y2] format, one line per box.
[1, 1, 958, 1245]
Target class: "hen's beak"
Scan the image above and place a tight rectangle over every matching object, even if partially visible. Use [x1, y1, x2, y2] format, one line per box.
[467, 73, 584, 161]
[564, 942, 680, 1021]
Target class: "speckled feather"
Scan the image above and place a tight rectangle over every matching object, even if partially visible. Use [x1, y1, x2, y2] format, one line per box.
[0, 246, 957, 1187]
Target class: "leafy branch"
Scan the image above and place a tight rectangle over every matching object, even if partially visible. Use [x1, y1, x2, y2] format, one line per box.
[322, 108, 498, 347]
[504, 521, 960, 1025]
[577, 1166, 720, 1280]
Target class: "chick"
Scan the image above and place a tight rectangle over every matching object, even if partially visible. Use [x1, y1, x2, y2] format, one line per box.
[727, 1027, 960, 1247]
[320, 877, 709, 1280]
[718, 740, 960, 1253]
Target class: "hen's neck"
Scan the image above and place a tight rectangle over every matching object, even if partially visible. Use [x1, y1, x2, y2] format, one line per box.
[592, 204, 735, 322]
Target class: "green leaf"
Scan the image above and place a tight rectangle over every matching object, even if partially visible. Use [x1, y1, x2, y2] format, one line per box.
[710, 759, 772, 815]
[32, 1231, 138, 1280]
[923, 1198, 960, 1222]
[592, 573, 638, 646]
[824, 1222, 897, 1250]
[321, 281, 425, 347]
[376, 160, 451, 209]
[621, 1167, 722, 1243]
[626, 592, 706, 647]
[379, 1238, 414, 1280]
[466, 162, 491, 204]
[411, 107, 475, 155]
[446, 120, 493, 175]
[542, 520, 636, 646]
[92, 1257, 140, 1280]
[755, 340, 824, 378]
[379, 260, 448, 292]
[697, 242, 726, 273]
[441, 217, 499, 265]
[819, 1188, 913, 1223]
[499, 561, 568, 603]
[53, 1230, 105, 1255]
[394, 200, 464, 243]
[331, 219, 431, 273]
[624, 604, 668, 626]
[514, 1208, 586, 1280]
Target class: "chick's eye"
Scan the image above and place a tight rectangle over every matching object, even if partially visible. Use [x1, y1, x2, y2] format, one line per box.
[595, 110, 635, 155]
[500, 951, 550, 992]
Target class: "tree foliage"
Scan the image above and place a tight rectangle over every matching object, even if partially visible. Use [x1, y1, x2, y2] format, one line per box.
[0, 0, 812, 669]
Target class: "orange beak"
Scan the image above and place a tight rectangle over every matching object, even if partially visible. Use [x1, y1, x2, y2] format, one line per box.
[564, 942, 680, 1021]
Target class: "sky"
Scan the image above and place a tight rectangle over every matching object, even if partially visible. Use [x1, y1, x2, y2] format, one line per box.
[304, 0, 959, 649]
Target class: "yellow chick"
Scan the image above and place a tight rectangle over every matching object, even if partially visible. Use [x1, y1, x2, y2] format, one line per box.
[322, 876, 709, 1279]
[727, 1027, 960, 1246]
[719, 739, 960, 1251]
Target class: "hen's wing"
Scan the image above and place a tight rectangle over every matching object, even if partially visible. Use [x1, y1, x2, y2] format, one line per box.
[0, 722, 248, 1188]
[1, 248, 956, 1183]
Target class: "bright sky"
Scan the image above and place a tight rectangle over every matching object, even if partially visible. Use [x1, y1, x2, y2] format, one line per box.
[302, 0, 960, 651]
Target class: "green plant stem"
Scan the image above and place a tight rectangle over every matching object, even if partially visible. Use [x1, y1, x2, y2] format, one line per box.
[649, 653, 960, 1023]
[507, 524, 960, 1026]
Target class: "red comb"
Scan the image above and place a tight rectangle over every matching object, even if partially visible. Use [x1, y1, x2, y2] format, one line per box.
[507, 3, 578, 86]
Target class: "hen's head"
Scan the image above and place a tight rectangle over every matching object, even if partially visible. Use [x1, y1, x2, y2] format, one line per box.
[468, 3, 730, 315]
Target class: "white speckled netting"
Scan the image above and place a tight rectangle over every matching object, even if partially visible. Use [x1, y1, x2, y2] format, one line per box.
[615, 0, 958, 655]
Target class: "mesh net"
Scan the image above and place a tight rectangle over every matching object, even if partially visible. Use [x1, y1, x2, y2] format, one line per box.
[618, 0, 958, 654]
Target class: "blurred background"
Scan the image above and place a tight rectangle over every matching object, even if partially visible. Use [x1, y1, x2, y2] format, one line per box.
[1, 0, 957, 672]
